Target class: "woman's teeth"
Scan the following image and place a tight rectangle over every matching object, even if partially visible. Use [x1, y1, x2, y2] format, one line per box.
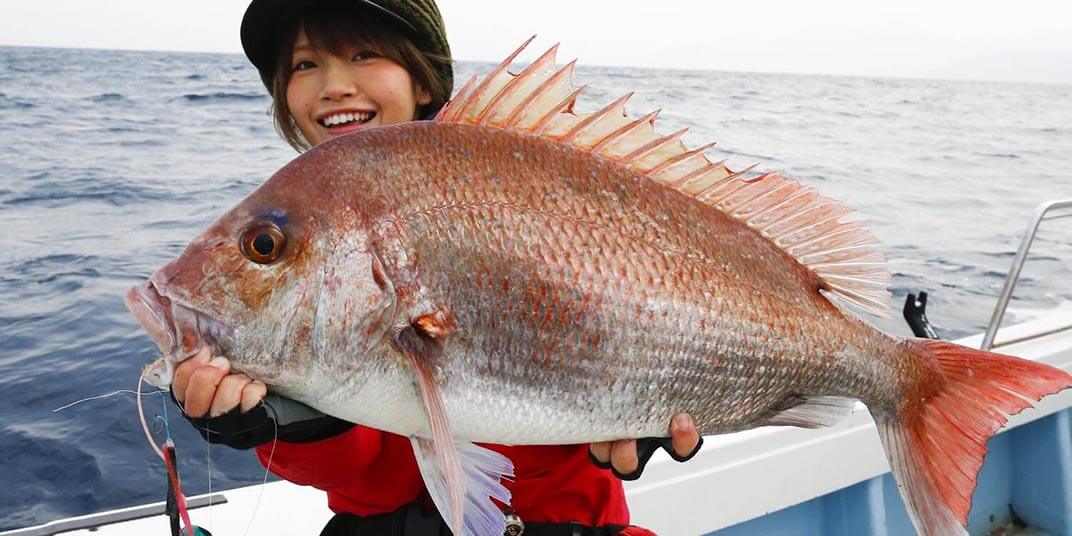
[321, 112, 374, 127]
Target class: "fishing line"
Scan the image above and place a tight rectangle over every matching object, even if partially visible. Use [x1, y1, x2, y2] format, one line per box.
[137, 369, 166, 461]
[52, 388, 167, 413]
[137, 369, 195, 536]
[241, 405, 278, 536]
[206, 427, 214, 534]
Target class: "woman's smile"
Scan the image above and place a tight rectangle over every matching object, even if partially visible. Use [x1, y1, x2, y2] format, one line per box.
[316, 108, 379, 137]
[286, 27, 430, 146]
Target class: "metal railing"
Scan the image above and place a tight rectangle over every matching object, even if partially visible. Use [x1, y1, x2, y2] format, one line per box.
[981, 198, 1072, 350]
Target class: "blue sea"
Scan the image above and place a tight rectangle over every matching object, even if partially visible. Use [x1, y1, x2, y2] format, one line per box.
[1, 45, 1070, 530]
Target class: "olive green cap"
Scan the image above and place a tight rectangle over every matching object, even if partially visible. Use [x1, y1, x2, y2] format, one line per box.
[241, 0, 452, 93]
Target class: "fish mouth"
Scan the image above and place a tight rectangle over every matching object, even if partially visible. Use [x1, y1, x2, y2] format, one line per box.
[124, 281, 233, 368]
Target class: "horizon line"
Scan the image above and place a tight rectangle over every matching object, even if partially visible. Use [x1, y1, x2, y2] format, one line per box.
[2, 42, 1069, 88]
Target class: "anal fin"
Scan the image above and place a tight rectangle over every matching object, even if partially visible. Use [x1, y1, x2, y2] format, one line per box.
[765, 395, 857, 429]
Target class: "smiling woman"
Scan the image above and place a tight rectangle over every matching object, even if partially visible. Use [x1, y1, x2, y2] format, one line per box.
[255, 1, 451, 150]
[285, 29, 432, 145]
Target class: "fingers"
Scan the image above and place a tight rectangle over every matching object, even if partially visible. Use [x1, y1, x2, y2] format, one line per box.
[182, 356, 231, 418]
[609, 439, 639, 475]
[241, 380, 268, 413]
[669, 413, 700, 459]
[210, 373, 252, 418]
[172, 347, 211, 403]
[589, 441, 612, 467]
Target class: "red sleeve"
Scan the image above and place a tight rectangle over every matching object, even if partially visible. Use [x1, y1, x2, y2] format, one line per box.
[254, 426, 427, 516]
[254, 424, 382, 490]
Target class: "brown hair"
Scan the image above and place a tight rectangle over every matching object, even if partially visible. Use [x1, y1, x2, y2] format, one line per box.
[268, 2, 452, 151]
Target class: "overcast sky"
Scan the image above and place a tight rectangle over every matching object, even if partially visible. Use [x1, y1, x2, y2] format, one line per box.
[2, 0, 1070, 83]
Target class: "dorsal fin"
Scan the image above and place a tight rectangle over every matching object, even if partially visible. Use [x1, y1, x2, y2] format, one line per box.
[436, 39, 892, 318]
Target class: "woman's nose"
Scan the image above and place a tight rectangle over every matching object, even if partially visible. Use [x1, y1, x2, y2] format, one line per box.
[319, 65, 357, 100]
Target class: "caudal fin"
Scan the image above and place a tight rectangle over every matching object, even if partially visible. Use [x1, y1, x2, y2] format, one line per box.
[874, 340, 1072, 536]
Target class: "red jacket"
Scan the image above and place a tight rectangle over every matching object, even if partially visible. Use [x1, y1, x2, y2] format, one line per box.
[255, 424, 630, 526]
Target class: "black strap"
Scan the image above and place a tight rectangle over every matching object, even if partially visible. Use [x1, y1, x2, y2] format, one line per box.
[319, 505, 446, 536]
[319, 508, 627, 536]
[523, 522, 628, 536]
[588, 436, 704, 481]
[170, 391, 354, 449]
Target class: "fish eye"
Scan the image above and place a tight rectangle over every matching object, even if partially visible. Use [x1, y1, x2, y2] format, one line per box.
[240, 222, 287, 264]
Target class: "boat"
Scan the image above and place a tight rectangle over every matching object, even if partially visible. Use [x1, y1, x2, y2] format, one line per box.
[4, 199, 1070, 535]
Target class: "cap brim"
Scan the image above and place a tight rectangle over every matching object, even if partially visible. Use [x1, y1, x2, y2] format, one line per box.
[241, 0, 419, 82]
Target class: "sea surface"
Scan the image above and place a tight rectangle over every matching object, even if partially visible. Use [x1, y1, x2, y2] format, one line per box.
[1, 45, 1071, 530]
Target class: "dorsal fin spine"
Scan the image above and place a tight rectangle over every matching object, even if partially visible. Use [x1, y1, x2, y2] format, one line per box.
[476, 44, 560, 125]
[789, 223, 868, 254]
[822, 274, 889, 287]
[748, 190, 818, 227]
[772, 214, 849, 249]
[437, 75, 478, 121]
[593, 109, 661, 155]
[766, 203, 845, 240]
[798, 243, 875, 264]
[695, 164, 758, 200]
[731, 180, 794, 218]
[532, 85, 587, 134]
[622, 127, 688, 166]
[559, 92, 634, 144]
[700, 178, 750, 205]
[810, 260, 887, 270]
[669, 162, 724, 191]
[649, 141, 717, 177]
[502, 60, 576, 128]
[736, 181, 802, 220]
[453, 36, 535, 123]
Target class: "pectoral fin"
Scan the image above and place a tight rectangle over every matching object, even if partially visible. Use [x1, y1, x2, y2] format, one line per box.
[410, 437, 513, 536]
[394, 326, 513, 536]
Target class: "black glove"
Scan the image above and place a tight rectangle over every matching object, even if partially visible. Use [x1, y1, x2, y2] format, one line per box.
[173, 392, 355, 449]
[588, 436, 704, 481]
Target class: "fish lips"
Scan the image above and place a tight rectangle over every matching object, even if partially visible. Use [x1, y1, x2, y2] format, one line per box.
[124, 280, 233, 366]
[125, 281, 177, 356]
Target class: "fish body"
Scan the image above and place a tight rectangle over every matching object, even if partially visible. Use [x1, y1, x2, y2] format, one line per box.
[236, 122, 904, 443]
[127, 42, 1071, 536]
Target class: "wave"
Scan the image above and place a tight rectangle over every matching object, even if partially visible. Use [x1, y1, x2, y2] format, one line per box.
[4, 182, 177, 208]
[179, 91, 264, 103]
[89, 93, 123, 103]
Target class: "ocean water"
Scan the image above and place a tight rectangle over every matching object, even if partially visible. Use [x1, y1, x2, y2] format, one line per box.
[1, 45, 1070, 530]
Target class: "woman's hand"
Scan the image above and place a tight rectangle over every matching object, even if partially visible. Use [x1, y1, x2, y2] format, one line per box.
[172, 346, 267, 417]
[589, 413, 701, 479]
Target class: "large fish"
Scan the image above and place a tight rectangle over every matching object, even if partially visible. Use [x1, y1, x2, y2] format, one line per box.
[125, 40, 1071, 536]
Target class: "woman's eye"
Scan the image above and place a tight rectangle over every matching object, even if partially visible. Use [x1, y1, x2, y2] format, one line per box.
[351, 51, 381, 62]
[292, 60, 317, 72]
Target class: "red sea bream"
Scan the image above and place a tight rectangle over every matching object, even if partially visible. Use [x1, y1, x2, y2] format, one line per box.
[125, 40, 1072, 536]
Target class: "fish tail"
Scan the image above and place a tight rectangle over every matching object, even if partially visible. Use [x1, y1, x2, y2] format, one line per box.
[873, 339, 1072, 536]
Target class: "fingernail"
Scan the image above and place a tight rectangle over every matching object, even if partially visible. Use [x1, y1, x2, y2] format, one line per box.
[673, 413, 692, 431]
[209, 356, 228, 369]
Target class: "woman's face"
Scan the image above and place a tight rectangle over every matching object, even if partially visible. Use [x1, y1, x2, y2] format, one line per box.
[286, 27, 432, 147]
